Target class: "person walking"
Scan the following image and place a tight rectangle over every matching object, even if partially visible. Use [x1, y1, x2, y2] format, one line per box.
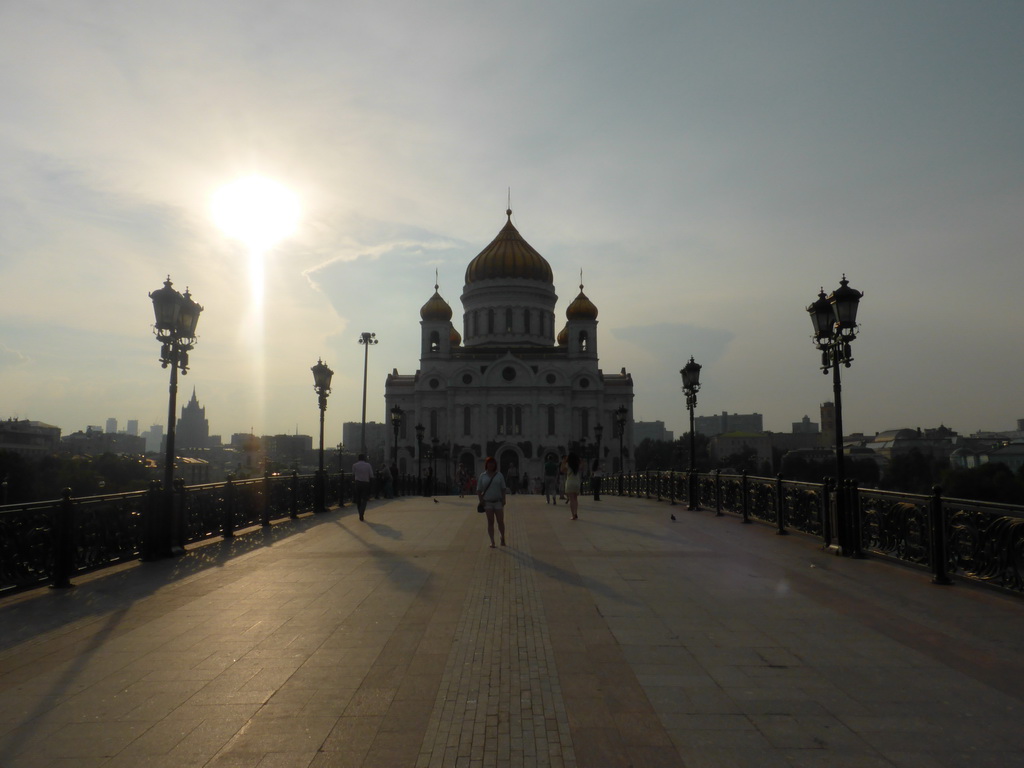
[506, 463, 519, 495]
[352, 453, 373, 521]
[543, 455, 558, 504]
[477, 456, 508, 548]
[565, 452, 582, 520]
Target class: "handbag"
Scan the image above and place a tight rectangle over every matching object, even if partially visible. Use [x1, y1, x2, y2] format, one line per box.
[477, 474, 492, 513]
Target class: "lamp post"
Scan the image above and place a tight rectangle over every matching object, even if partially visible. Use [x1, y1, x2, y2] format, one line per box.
[358, 332, 378, 454]
[148, 276, 203, 559]
[808, 275, 864, 557]
[615, 405, 628, 495]
[390, 405, 404, 468]
[680, 357, 702, 511]
[431, 436, 439, 497]
[311, 359, 334, 513]
[593, 423, 604, 500]
[415, 423, 425, 495]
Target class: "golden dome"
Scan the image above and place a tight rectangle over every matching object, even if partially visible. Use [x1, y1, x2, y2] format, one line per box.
[420, 286, 452, 321]
[465, 209, 553, 284]
[566, 285, 598, 320]
[449, 324, 462, 346]
[556, 323, 568, 346]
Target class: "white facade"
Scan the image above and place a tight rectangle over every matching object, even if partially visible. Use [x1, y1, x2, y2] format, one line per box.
[385, 210, 634, 484]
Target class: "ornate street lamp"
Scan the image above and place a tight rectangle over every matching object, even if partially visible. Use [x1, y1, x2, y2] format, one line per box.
[358, 332, 378, 454]
[680, 357, 702, 511]
[808, 275, 864, 557]
[593, 423, 604, 500]
[311, 358, 334, 513]
[147, 276, 203, 559]
[415, 423, 425, 495]
[615, 405, 628, 495]
[390, 405, 404, 468]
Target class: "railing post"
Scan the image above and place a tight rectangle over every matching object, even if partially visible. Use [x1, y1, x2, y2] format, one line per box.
[338, 471, 346, 507]
[290, 470, 299, 519]
[930, 485, 952, 585]
[848, 480, 865, 558]
[668, 471, 675, 506]
[171, 477, 187, 555]
[821, 477, 834, 550]
[775, 473, 787, 535]
[223, 475, 236, 538]
[51, 488, 74, 589]
[715, 470, 723, 516]
[262, 470, 271, 527]
[740, 471, 751, 524]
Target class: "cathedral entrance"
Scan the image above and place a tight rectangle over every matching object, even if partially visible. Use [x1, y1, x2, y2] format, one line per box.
[499, 450, 521, 494]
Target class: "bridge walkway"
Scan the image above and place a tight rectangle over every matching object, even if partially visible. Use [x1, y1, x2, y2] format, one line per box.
[1, 492, 1022, 767]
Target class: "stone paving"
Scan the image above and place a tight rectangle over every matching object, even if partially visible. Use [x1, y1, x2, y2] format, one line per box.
[1, 492, 1023, 767]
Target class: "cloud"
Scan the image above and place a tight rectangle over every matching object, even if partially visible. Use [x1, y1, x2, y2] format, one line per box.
[609, 323, 735, 365]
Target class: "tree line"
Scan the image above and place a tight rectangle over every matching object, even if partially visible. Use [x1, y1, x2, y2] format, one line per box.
[633, 438, 1024, 505]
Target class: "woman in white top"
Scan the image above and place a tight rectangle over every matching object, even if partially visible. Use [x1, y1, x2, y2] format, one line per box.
[477, 456, 508, 548]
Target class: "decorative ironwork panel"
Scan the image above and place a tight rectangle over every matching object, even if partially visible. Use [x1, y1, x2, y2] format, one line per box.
[747, 478, 777, 525]
[784, 482, 823, 536]
[945, 500, 1024, 592]
[296, 474, 317, 514]
[697, 475, 717, 509]
[184, 484, 229, 543]
[266, 476, 293, 520]
[74, 493, 145, 573]
[232, 480, 265, 530]
[719, 475, 742, 513]
[0, 501, 56, 594]
[860, 491, 930, 564]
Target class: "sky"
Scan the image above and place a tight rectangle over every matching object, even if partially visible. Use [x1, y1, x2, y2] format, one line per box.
[1, 0, 1022, 446]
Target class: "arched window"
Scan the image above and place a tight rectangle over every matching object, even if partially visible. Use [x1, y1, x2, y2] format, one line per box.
[463, 406, 471, 435]
[473, 311, 479, 336]
[578, 330, 589, 352]
[524, 310, 531, 334]
[581, 408, 589, 437]
[487, 309, 495, 334]
[505, 308, 513, 333]
[430, 410, 438, 438]
[429, 331, 440, 353]
[547, 405, 556, 435]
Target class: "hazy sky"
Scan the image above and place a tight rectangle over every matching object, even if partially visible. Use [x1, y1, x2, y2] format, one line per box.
[2, 1, 1022, 445]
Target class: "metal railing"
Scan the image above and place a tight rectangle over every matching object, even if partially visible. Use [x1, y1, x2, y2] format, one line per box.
[6, 467, 1022, 598]
[602, 469, 1024, 594]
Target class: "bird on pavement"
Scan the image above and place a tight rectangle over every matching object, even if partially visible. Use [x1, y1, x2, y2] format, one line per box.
[670, 514, 676, 521]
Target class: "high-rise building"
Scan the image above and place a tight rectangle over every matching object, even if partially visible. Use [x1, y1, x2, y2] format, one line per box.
[105, 417, 118, 434]
[693, 411, 764, 436]
[142, 424, 164, 453]
[384, 208, 634, 479]
[176, 388, 210, 451]
[634, 421, 674, 443]
[126, 419, 139, 437]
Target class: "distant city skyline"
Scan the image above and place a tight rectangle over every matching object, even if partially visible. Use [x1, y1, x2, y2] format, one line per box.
[2, 2, 1022, 444]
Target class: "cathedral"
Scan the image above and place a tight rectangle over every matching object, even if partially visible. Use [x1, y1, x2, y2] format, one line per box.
[385, 209, 634, 486]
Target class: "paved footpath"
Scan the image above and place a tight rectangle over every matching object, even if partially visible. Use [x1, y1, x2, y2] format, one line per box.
[2, 493, 1023, 767]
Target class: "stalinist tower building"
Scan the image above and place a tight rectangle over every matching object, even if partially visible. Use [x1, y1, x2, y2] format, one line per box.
[385, 209, 634, 485]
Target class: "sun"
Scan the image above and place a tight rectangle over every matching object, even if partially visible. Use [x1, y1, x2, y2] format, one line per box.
[211, 175, 301, 251]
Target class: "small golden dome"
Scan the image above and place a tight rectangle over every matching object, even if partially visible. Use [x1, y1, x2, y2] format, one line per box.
[556, 324, 568, 346]
[449, 324, 462, 346]
[465, 209, 553, 284]
[420, 286, 452, 321]
[566, 285, 598, 320]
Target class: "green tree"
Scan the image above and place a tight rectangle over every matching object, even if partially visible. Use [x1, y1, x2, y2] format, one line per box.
[940, 462, 1024, 505]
